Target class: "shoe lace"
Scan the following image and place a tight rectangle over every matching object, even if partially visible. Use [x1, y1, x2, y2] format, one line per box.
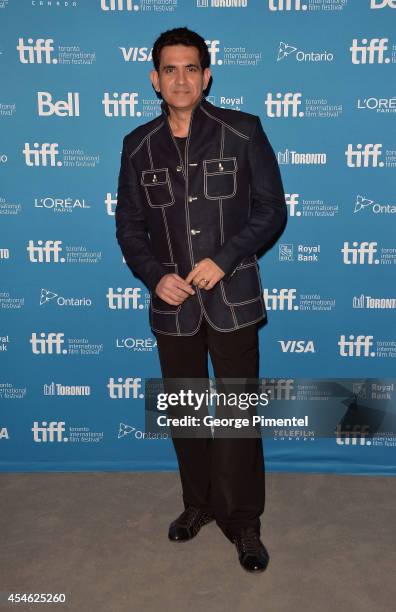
[235, 528, 262, 556]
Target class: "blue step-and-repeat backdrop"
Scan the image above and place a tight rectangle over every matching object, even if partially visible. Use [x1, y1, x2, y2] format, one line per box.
[1, 0, 395, 474]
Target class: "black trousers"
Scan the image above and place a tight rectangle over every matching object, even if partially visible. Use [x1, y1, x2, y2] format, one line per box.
[154, 316, 265, 542]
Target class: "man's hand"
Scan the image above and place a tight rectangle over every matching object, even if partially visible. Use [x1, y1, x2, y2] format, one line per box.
[185, 258, 225, 290]
[155, 273, 195, 306]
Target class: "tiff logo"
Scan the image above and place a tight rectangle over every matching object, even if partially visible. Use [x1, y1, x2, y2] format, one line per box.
[27, 240, 64, 263]
[341, 241, 379, 265]
[103, 93, 140, 117]
[17, 38, 56, 64]
[269, 0, 307, 10]
[350, 38, 389, 64]
[105, 192, 117, 216]
[107, 377, 143, 399]
[30, 332, 66, 355]
[338, 335, 375, 357]
[23, 143, 61, 166]
[286, 193, 300, 216]
[265, 93, 303, 118]
[335, 425, 371, 445]
[263, 288, 298, 310]
[32, 421, 66, 442]
[205, 40, 221, 65]
[101, 0, 137, 10]
[345, 144, 383, 168]
[107, 288, 143, 309]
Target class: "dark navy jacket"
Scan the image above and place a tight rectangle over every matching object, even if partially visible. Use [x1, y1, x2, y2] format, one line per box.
[115, 95, 286, 336]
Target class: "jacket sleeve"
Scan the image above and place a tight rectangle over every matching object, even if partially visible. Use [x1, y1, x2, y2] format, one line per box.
[211, 116, 287, 281]
[115, 136, 170, 293]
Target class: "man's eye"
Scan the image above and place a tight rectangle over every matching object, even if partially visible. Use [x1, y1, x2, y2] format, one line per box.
[187, 67, 198, 72]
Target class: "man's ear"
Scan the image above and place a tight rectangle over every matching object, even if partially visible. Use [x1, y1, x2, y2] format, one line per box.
[150, 69, 160, 92]
[203, 67, 211, 90]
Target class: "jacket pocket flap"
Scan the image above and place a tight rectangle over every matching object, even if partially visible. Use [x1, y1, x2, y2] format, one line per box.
[204, 157, 237, 175]
[141, 169, 169, 186]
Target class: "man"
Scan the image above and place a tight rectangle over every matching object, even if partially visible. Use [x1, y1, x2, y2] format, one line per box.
[115, 27, 286, 573]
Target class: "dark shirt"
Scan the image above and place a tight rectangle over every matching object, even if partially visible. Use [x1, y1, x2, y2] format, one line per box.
[174, 136, 187, 167]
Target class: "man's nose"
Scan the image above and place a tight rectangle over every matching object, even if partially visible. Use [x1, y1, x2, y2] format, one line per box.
[176, 68, 187, 84]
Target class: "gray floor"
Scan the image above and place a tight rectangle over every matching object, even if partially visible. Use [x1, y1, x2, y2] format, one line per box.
[0, 471, 395, 612]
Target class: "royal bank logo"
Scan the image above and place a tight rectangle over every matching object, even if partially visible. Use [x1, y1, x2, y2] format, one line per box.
[103, 92, 141, 117]
[37, 92, 80, 117]
[354, 195, 396, 214]
[370, 0, 396, 8]
[279, 244, 320, 262]
[277, 42, 334, 62]
[341, 241, 379, 265]
[338, 335, 375, 358]
[345, 144, 383, 168]
[350, 38, 391, 64]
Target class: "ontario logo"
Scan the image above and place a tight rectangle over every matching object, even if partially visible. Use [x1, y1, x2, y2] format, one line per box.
[277, 42, 334, 62]
[40, 288, 92, 307]
[354, 195, 396, 214]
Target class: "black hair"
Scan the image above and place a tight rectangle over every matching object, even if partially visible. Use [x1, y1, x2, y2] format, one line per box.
[152, 26, 210, 72]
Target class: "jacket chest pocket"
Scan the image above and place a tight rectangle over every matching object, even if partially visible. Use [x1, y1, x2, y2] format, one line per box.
[141, 168, 175, 208]
[203, 157, 237, 200]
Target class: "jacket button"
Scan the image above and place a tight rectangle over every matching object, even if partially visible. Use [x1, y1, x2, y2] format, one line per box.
[188, 196, 197, 202]
[176, 165, 182, 172]
[190, 229, 201, 236]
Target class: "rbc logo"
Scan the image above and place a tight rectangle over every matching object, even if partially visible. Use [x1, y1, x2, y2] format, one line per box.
[17, 38, 56, 64]
[350, 38, 389, 64]
[338, 335, 375, 357]
[370, 0, 396, 8]
[37, 92, 80, 117]
[103, 93, 141, 117]
[341, 242, 379, 265]
[286, 193, 300, 216]
[107, 288, 143, 309]
[32, 421, 66, 442]
[345, 144, 383, 168]
[205, 40, 221, 65]
[30, 332, 66, 355]
[265, 93, 303, 118]
[23, 143, 61, 167]
[269, 0, 307, 10]
[107, 377, 143, 399]
[263, 288, 298, 310]
[27, 240, 64, 263]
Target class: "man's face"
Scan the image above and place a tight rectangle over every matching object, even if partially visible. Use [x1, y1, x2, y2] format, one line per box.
[150, 44, 211, 112]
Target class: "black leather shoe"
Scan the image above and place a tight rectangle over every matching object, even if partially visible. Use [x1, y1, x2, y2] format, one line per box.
[233, 527, 270, 572]
[168, 506, 214, 542]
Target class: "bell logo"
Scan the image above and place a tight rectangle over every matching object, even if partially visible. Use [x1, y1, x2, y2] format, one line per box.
[23, 143, 61, 167]
[338, 335, 375, 357]
[269, 0, 307, 9]
[370, 0, 396, 9]
[37, 92, 80, 117]
[345, 143, 383, 168]
[205, 40, 221, 65]
[102, 92, 140, 117]
[350, 38, 389, 64]
[278, 340, 315, 353]
[107, 288, 143, 309]
[286, 193, 300, 216]
[264, 288, 298, 310]
[107, 377, 143, 399]
[17, 38, 56, 64]
[341, 241, 379, 265]
[32, 421, 66, 442]
[27, 240, 64, 263]
[265, 93, 303, 118]
[30, 332, 66, 355]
